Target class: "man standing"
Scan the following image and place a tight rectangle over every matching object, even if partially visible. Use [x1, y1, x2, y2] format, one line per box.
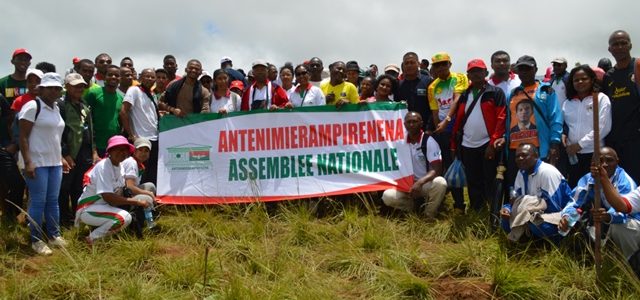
[0, 93, 25, 225]
[117, 67, 134, 98]
[75, 59, 99, 94]
[451, 59, 506, 212]
[220, 56, 247, 86]
[381, 112, 447, 219]
[153, 68, 169, 99]
[120, 69, 159, 185]
[308, 57, 325, 87]
[240, 60, 290, 111]
[320, 61, 359, 106]
[427, 52, 468, 213]
[495, 55, 563, 190]
[603, 30, 640, 183]
[488, 50, 521, 99]
[550, 57, 569, 106]
[93, 53, 112, 87]
[0, 48, 31, 103]
[396, 52, 433, 130]
[345, 61, 361, 88]
[163, 55, 181, 83]
[159, 59, 211, 117]
[84, 65, 123, 156]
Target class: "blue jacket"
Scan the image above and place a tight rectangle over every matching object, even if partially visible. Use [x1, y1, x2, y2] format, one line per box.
[504, 159, 573, 213]
[562, 166, 640, 224]
[506, 82, 563, 159]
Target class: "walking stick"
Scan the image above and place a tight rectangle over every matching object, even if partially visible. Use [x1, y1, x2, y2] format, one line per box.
[491, 150, 506, 232]
[591, 87, 602, 279]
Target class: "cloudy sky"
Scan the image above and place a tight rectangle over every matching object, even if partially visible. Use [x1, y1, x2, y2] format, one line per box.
[1, 0, 636, 76]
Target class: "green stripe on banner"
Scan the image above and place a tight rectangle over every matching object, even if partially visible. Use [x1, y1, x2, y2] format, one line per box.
[160, 102, 407, 132]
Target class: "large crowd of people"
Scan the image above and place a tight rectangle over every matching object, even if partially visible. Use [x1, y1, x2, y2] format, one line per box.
[0, 29, 639, 276]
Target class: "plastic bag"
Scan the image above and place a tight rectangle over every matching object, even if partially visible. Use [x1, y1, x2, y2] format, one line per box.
[444, 158, 466, 188]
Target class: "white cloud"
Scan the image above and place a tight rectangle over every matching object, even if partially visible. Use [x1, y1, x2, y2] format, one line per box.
[1, 0, 636, 76]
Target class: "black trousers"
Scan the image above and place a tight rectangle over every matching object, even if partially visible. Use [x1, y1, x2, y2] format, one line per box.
[608, 138, 640, 185]
[0, 148, 25, 223]
[141, 140, 159, 186]
[58, 145, 94, 226]
[461, 143, 498, 212]
[433, 131, 465, 210]
[567, 152, 593, 188]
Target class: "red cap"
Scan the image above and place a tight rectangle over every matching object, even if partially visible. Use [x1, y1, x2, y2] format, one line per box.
[12, 48, 32, 59]
[467, 58, 487, 71]
[230, 80, 244, 91]
[72, 57, 80, 64]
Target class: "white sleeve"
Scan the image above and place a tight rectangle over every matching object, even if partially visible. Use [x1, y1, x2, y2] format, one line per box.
[578, 93, 612, 150]
[425, 136, 442, 163]
[121, 158, 138, 179]
[94, 162, 116, 195]
[18, 100, 38, 122]
[622, 188, 640, 214]
[123, 86, 138, 105]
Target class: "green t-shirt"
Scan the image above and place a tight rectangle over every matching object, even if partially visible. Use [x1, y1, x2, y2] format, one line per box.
[84, 86, 123, 150]
[0, 75, 27, 103]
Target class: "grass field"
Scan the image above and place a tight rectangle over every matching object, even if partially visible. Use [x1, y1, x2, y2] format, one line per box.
[1, 195, 639, 299]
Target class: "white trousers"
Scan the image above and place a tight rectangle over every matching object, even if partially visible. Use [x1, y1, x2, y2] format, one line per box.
[608, 219, 640, 260]
[78, 194, 153, 241]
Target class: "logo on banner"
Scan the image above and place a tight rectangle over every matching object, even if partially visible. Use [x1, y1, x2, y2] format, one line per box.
[166, 143, 212, 170]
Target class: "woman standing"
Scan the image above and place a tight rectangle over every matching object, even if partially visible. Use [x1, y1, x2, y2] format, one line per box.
[288, 64, 325, 107]
[279, 65, 295, 98]
[358, 76, 375, 103]
[562, 65, 612, 187]
[210, 69, 242, 114]
[373, 74, 397, 102]
[18, 73, 70, 255]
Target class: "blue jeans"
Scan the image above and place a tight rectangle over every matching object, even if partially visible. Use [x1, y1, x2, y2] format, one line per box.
[24, 166, 63, 242]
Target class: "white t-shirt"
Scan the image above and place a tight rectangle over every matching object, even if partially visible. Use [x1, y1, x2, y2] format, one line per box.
[124, 86, 158, 141]
[462, 92, 490, 148]
[289, 84, 326, 107]
[488, 74, 521, 99]
[210, 91, 241, 113]
[551, 79, 568, 107]
[409, 133, 442, 180]
[79, 158, 124, 205]
[121, 156, 142, 186]
[18, 98, 65, 167]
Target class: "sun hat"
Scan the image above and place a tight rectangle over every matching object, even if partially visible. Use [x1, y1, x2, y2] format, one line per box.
[106, 135, 134, 154]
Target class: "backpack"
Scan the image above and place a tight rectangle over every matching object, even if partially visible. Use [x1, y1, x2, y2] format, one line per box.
[11, 99, 41, 149]
[419, 132, 430, 169]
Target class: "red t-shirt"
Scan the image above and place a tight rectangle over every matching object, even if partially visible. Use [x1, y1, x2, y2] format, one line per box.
[11, 93, 36, 112]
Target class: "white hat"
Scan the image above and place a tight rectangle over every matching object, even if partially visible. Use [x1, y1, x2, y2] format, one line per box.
[26, 68, 44, 80]
[37, 73, 63, 88]
[220, 56, 232, 64]
[134, 137, 152, 150]
[64, 73, 87, 86]
[198, 71, 212, 80]
[252, 59, 268, 68]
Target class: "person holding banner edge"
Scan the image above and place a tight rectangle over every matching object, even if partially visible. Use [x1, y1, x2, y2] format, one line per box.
[381, 111, 447, 220]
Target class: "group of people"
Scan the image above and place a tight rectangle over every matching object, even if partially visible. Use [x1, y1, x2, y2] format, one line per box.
[0, 30, 639, 277]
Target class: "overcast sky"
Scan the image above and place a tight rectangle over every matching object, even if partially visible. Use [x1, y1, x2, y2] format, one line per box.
[1, 0, 636, 76]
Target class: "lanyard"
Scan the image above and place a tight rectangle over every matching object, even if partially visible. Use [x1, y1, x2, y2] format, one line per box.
[298, 85, 309, 106]
[252, 85, 270, 108]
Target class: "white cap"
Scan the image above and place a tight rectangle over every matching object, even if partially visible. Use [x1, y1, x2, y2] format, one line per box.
[198, 71, 212, 80]
[37, 73, 63, 88]
[26, 68, 44, 79]
[220, 56, 232, 64]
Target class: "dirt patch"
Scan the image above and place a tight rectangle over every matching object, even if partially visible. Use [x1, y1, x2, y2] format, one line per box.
[431, 277, 495, 300]
[158, 243, 188, 258]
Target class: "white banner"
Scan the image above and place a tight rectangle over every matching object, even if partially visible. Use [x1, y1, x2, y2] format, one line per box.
[157, 103, 413, 204]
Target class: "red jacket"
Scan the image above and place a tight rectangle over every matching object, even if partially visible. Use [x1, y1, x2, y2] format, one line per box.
[450, 84, 506, 151]
[240, 81, 289, 111]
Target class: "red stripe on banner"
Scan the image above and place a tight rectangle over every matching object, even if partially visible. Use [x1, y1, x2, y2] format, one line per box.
[157, 175, 413, 205]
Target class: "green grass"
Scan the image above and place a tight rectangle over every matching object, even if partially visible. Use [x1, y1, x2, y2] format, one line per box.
[1, 196, 639, 299]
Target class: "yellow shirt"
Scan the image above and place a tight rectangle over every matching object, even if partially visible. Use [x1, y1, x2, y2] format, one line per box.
[320, 80, 359, 104]
[427, 72, 469, 120]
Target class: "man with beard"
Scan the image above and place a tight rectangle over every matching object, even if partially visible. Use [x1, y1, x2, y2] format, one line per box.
[159, 59, 211, 117]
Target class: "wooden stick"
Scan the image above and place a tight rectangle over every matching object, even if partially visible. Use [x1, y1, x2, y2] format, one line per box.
[591, 88, 602, 280]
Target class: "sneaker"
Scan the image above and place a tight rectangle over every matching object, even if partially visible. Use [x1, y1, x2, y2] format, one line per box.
[32, 241, 53, 255]
[49, 236, 68, 247]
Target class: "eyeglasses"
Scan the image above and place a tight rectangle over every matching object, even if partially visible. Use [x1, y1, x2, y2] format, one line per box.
[295, 71, 308, 76]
